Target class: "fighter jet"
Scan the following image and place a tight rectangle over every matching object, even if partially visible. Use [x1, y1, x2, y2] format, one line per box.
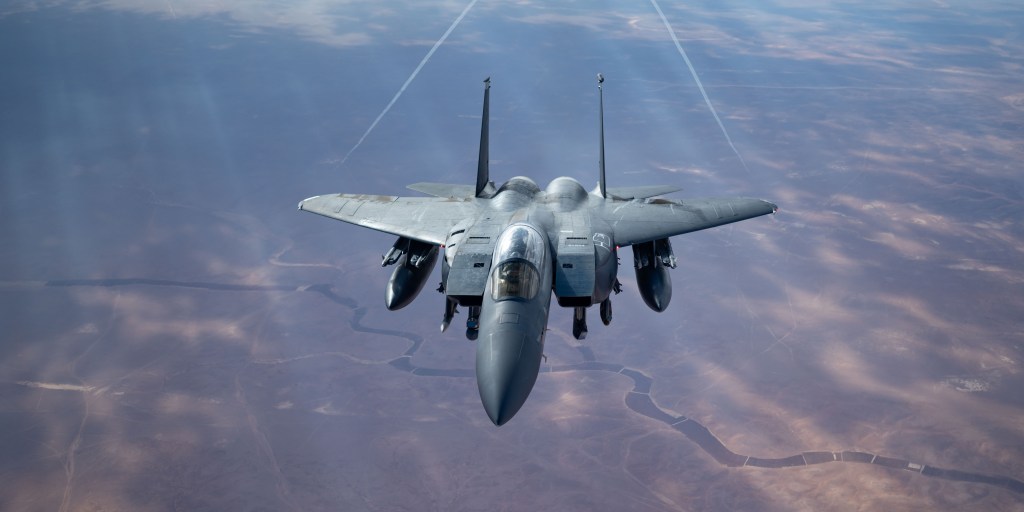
[299, 76, 777, 426]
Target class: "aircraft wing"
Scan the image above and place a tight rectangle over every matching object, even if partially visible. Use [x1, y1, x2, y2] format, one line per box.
[606, 185, 681, 200]
[298, 193, 477, 245]
[406, 182, 476, 198]
[601, 197, 777, 247]
[408, 183, 681, 200]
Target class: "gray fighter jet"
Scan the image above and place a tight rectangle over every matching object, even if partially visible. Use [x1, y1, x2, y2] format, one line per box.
[299, 76, 777, 426]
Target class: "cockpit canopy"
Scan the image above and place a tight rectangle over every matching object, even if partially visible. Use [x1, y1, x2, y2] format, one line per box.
[490, 224, 547, 301]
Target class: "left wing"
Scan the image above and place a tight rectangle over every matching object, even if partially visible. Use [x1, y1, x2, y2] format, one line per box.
[406, 182, 475, 198]
[605, 185, 681, 200]
[600, 197, 777, 247]
[298, 193, 477, 245]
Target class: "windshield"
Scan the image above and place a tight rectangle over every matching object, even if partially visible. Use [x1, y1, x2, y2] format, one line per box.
[490, 260, 541, 301]
[490, 224, 546, 301]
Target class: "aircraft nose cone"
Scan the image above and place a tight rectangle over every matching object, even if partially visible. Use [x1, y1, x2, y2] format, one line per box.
[476, 331, 541, 426]
[481, 389, 515, 426]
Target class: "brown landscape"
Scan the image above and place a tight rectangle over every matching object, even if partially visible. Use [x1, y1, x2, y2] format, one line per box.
[1, 1, 1022, 510]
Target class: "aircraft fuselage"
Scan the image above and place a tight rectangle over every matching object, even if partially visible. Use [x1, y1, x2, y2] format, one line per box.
[475, 222, 553, 425]
[444, 177, 618, 424]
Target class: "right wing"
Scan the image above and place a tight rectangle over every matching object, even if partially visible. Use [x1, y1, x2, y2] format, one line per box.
[298, 194, 477, 245]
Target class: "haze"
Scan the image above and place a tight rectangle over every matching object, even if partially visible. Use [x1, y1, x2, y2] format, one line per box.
[1, 1, 1023, 510]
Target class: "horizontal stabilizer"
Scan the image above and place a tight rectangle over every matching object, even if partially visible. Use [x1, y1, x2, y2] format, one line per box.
[606, 185, 681, 200]
[407, 182, 476, 198]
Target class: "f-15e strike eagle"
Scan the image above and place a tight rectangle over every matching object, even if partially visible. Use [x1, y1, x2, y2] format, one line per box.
[299, 76, 777, 426]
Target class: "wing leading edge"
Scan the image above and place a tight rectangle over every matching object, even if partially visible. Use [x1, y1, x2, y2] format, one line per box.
[406, 182, 476, 198]
[298, 194, 476, 245]
[605, 185, 681, 200]
[602, 196, 777, 247]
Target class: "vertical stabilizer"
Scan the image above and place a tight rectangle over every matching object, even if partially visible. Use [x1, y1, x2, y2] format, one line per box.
[476, 77, 491, 198]
[597, 73, 607, 198]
